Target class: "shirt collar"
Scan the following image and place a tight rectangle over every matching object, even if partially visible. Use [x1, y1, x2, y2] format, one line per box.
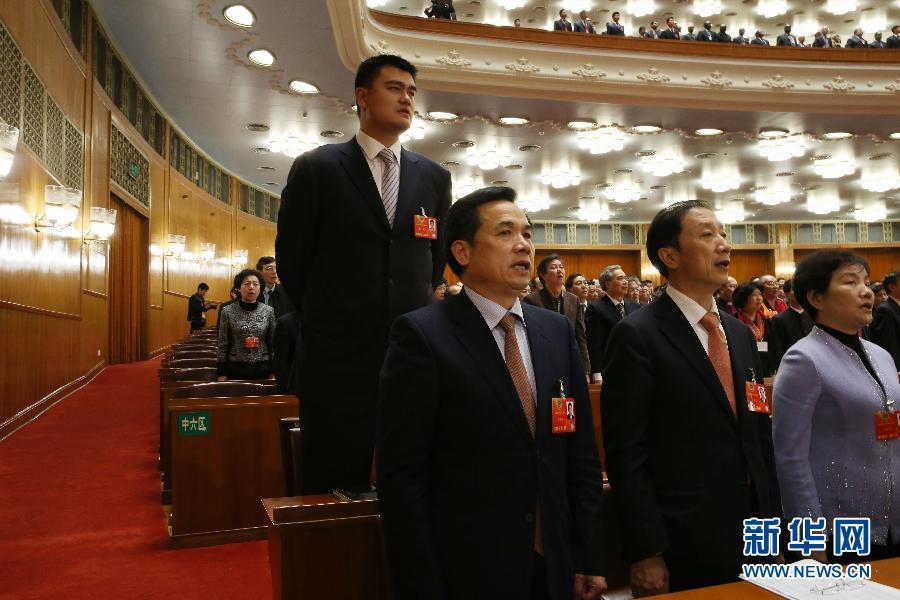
[666, 284, 719, 326]
[356, 130, 402, 164]
[464, 286, 525, 331]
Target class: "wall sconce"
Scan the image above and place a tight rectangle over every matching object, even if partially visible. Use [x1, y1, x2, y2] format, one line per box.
[775, 262, 796, 278]
[35, 184, 81, 231]
[0, 122, 19, 178]
[199, 242, 216, 262]
[166, 234, 186, 258]
[83, 206, 117, 243]
[232, 249, 248, 268]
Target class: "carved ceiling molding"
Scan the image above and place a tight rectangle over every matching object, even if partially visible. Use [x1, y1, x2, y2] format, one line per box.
[326, 1, 900, 114]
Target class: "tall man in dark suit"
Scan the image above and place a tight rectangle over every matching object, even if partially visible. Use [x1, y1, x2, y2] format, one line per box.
[255, 256, 295, 320]
[601, 201, 780, 595]
[606, 11, 625, 36]
[187, 282, 218, 332]
[751, 30, 770, 45]
[523, 254, 590, 376]
[870, 32, 887, 48]
[845, 28, 868, 48]
[573, 10, 595, 34]
[733, 28, 749, 44]
[888, 25, 900, 49]
[681, 25, 696, 40]
[776, 25, 796, 46]
[659, 17, 679, 40]
[377, 187, 606, 600]
[276, 55, 452, 494]
[695, 21, 715, 42]
[553, 9, 572, 31]
[871, 272, 900, 369]
[584, 264, 639, 379]
[768, 279, 814, 370]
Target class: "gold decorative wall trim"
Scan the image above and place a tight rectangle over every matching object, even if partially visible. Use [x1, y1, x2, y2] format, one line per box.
[110, 123, 150, 208]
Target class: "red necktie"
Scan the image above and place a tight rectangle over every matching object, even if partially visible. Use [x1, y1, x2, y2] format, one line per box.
[699, 312, 737, 415]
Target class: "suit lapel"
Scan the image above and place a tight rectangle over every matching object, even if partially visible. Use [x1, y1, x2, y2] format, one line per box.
[393, 148, 421, 235]
[523, 306, 551, 435]
[338, 139, 390, 231]
[447, 293, 535, 445]
[655, 295, 738, 423]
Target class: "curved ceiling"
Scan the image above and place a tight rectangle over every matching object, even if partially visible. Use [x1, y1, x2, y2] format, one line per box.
[89, 0, 899, 223]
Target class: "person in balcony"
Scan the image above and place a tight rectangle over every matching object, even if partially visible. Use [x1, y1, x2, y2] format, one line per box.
[644, 20, 660, 39]
[695, 21, 715, 42]
[513, 18, 521, 28]
[845, 28, 868, 48]
[888, 25, 900, 49]
[715, 24, 731, 43]
[797, 35, 807, 47]
[681, 24, 695, 40]
[870, 32, 886, 48]
[733, 28, 749, 44]
[424, 0, 456, 20]
[573, 10, 595, 33]
[606, 11, 625, 36]
[831, 34, 843, 48]
[751, 30, 770, 45]
[813, 26, 833, 47]
[659, 17, 680, 40]
[636, 26, 646, 38]
[553, 8, 572, 31]
[776, 25, 797, 46]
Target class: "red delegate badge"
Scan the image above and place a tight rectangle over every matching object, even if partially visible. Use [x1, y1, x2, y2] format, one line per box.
[244, 336, 260, 349]
[551, 380, 576, 434]
[746, 381, 771, 414]
[874, 411, 900, 441]
[414, 214, 437, 239]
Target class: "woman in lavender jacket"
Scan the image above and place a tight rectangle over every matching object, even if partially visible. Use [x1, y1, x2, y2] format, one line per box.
[774, 249, 900, 561]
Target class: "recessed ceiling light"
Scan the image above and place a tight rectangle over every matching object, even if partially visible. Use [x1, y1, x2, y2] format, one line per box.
[823, 131, 853, 140]
[499, 116, 530, 126]
[759, 127, 789, 139]
[246, 123, 269, 132]
[290, 80, 319, 94]
[440, 161, 460, 168]
[695, 128, 725, 136]
[890, 133, 900, 140]
[263, 182, 279, 186]
[257, 165, 276, 171]
[518, 144, 542, 152]
[505, 164, 524, 170]
[250, 147, 270, 154]
[319, 130, 344, 138]
[248, 49, 275, 67]
[633, 124, 662, 134]
[451, 140, 475, 148]
[427, 111, 458, 121]
[567, 120, 597, 130]
[223, 4, 256, 27]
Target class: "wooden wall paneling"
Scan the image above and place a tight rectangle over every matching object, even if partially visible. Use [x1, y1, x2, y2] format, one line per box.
[107, 195, 148, 363]
[794, 248, 899, 283]
[728, 249, 775, 283]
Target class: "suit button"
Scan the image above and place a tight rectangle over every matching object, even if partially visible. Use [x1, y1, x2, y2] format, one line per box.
[525, 513, 534, 524]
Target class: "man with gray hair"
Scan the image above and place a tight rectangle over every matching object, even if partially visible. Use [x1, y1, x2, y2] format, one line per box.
[845, 27, 868, 48]
[584, 265, 640, 379]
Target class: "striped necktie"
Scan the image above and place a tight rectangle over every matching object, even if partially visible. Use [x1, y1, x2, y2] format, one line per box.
[377, 148, 399, 227]
[699, 312, 737, 415]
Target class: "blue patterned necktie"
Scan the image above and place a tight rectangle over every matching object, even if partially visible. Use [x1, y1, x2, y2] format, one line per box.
[377, 148, 399, 227]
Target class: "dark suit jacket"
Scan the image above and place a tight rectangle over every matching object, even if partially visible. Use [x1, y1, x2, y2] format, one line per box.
[768, 308, 814, 371]
[871, 297, 900, 369]
[733, 36, 749, 44]
[716, 32, 732, 43]
[523, 288, 590, 375]
[262, 283, 295, 321]
[573, 19, 595, 33]
[600, 294, 780, 586]
[681, 32, 695, 40]
[377, 292, 604, 600]
[812, 35, 830, 48]
[751, 37, 770, 45]
[644, 29, 659, 39]
[273, 311, 301, 395]
[659, 28, 678, 40]
[776, 33, 795, 46]
[606, 21, 625, 36]
[553, 19, 572, 32]
[845, 35, 867, 48]
[584, 295, 639, 375]
[870, 40, 887, 49]
[695, 29, 715, 42]
[276, 138, 452, 410]
[187, 294, 206, 325]
[888, 35, 900, 49]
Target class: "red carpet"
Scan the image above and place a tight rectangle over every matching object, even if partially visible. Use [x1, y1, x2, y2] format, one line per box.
[0, 359, 271, 600]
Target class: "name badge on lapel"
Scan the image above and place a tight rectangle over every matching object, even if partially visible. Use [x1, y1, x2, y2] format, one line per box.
[874, 411, 900, 441]
[745, 368, 771, 414]
[244, 336, 260, 350]
[414, 208, 437, 240]
[551, 379, 576, 434]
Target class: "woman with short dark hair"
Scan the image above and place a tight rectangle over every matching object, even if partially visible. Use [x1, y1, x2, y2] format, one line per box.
[217, 268, 276, 380]
[733, 282, 775, 375]
[774, 249, 900, 562]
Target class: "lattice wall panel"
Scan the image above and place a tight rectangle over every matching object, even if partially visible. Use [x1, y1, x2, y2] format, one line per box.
[110, 124, 150, 207]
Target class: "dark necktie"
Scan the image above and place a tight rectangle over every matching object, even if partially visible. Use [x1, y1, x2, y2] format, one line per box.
[617, 302, 625, 319]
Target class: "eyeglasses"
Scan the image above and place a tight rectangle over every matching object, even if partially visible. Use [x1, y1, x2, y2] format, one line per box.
[261, 265, 276, 272]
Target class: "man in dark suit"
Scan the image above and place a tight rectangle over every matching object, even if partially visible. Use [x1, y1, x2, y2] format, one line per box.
[845, 27, 868, 48]
[523, 254, 590, 376]
[715, 24, 731, 43]
[273, 311, 301, 394]
[601, 200, 781, 595]
[187, 282, 217, 332]
[733, 28, 749, 44]
[870, 32, 887, 48]
[888, 25, 900, 49]
[659, 17, 679, 40]
[584, 264, 639, 379]
[606, 11, 625, 36]
[553, 9, 572, 31]
[377, 187, 606, 600]
[681, 25, 696, 40]
[871, 272, 900, 369]
[768, 279, 814, 370]
[695, 21, 715, 42]
[751, 30, 770, 45]
[776, 25, 796, 46]
[644, 20, 660, 39]
[813, 26, 833, 47]
[573, 10, 595, 34]
[256, 256, 295, 321]
[276, 55, 452, 494]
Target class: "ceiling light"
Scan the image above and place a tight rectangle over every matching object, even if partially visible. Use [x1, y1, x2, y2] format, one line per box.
[366, 0, 388, 6]
[223, 4, 256, 27]
[499, 116, 530, 126]
[813, 156, 855, 179]
[579, 203, 613, 222]
[823, 131, 853, 140]
[633, 123, 662, 134]
[755, 187, 791, 205]
[890, 133, 900, 140]
[167, 234, 186, 257]
[289, 80, 319, 94]
[453, 176, 483, 199]
[852, 203, 887, 222]
[567, 120, 597, 131]
[576, 127, 625, 155]
[757, 0, 787, 18]
[268, 134, 320, 158]
[861, 171, 900, 193]
[758, 137, 805, 162]
[399, 119, 426, 143]
[605, 184, 641, 203]
[427, 111, 458, 121]
[465, 147, 512, 170]
[626, 0, 657, 18]
[640, 153, 684, 177]
[568, 1, 593, 13]
[807, 194, 841, 215]
[695, 128, 725, 137]
[702, 174, 740, 193]
[825, 0, 857, 16]
[199, 242, 216, 262]
[540, 171, 580, 189]
[518, 196, 550, 212]
[716, 202, 745, 224]
[248, 49, 275, 67]
[497, 0, 526, 9]
[759, 127, 789, 139]
[693, 0, 724, 18]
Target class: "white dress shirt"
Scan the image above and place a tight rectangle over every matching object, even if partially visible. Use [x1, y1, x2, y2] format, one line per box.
[666, 285, 722, 356]
[356, 130, 402, 197]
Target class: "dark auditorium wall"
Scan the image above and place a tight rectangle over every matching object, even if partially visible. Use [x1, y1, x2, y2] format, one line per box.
[0, 1, 276, 438]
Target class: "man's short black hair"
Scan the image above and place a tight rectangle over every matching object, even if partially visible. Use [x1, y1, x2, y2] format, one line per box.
[445, 186, 518, 276]
[559, 8, 566, 16]
[565, 272, 584, 289]
[197, 282, 209, 291]
[612, 11, 620, 17]
[354, 55, 417, 91]
[733, 282, 763, 313]
[256, 256, 275, 270]
[536, 253, 562, 284]
[782, 278, 793, 295]
[884, 272, 899, 294]
[646, 200, 711, 278]
[793, 249, 870, 321]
